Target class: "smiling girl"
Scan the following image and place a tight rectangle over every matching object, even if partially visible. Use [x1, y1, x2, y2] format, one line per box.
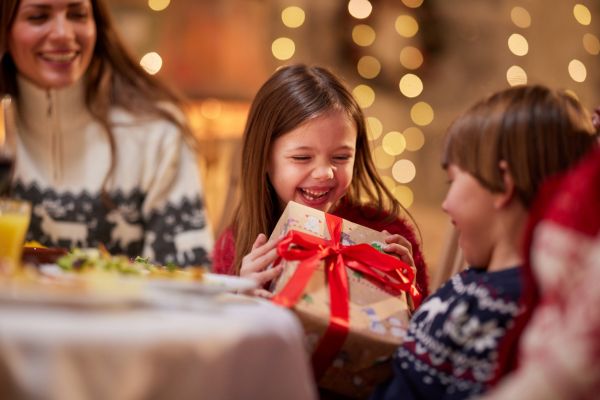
[212, 64, 429, 298]
[0, 0, 213, 266]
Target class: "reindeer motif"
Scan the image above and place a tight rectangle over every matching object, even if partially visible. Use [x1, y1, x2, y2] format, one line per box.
[174, 229, 210, 265]
[412, 296, 452, 332]
[33, 204, 88, 246]
[106, 205, 143, 250]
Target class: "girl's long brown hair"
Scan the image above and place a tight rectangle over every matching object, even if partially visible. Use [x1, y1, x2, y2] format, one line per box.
[1, 0, 197, 200]
[233, 64, 412, 274]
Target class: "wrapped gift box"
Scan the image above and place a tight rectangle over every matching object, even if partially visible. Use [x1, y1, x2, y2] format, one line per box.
[270, 201, 418, 399]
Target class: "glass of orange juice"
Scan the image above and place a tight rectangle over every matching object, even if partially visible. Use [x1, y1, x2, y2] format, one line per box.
[0, 199, 31, 274]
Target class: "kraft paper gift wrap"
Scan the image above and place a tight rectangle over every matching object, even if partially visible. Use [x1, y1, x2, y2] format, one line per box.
[270, 201, 420, 399]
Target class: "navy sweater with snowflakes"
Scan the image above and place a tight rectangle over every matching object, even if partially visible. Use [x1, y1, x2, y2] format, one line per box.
[371, 267, 522, 400]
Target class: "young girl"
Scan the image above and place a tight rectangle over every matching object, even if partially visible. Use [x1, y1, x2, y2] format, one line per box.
[212, 64, 429, 298]
[371, 85, 598, 400]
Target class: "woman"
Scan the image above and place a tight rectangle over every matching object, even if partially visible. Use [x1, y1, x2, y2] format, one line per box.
[0, 0, 213, 266]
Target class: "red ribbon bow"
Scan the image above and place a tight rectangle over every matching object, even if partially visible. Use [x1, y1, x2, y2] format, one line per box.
[272, 213, 421, 379]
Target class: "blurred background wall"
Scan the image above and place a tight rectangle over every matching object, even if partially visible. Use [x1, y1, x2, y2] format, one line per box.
[108, 0, 599, 288]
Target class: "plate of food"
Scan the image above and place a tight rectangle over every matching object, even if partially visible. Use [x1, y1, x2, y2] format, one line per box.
[42, 247, 258, 297]
[0, 266, 146, 308]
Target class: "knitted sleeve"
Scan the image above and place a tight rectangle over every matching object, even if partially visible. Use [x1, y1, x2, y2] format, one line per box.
[140, 128, 214, 267]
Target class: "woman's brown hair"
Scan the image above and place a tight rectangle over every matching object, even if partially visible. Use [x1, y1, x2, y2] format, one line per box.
[232, 64, 411, 273]
[0, 0, 197, 198]
[442, 85, 598, 208]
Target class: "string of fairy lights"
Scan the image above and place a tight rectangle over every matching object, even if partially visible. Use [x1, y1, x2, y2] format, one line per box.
[272, 0, 431, 208]
[506, 2, 597, 91]
[134, 0, 598, 209]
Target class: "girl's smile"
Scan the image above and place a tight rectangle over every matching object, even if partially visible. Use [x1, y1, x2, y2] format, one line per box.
[267, 110, 357, 213]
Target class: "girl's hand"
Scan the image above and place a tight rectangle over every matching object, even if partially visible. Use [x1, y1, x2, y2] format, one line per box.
[240, 233, 283, 298]
[382, 230, 417, 282]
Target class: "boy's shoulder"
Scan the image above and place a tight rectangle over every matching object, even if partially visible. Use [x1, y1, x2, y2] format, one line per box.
[445, 266, 523, 303]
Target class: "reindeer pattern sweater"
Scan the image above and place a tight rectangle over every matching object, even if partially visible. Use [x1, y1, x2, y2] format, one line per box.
[371, 266, 522, 400]
[11, 76, 213, 266]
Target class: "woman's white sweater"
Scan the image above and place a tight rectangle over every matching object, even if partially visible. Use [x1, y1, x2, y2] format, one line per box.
[12, 76, 213, 267]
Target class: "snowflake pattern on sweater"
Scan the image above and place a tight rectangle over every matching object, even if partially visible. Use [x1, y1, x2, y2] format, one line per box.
[371, 267, 522, 400]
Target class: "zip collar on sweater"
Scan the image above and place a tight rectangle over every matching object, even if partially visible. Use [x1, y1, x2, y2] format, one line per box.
[16, 75, 90, 184]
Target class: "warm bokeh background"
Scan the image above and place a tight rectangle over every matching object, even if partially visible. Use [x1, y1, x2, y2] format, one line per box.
[108, 0, 599, 290]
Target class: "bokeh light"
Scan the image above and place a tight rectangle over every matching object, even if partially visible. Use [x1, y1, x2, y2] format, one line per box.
[366, 117, 383, 140]
[392, 159, 416, 184]
[399, 74, 423, 98]
[272, 37, 295, 60]
[348, 0, 373, 20]
[583, 33, 600, 55]
[506, 65, 528, 86]
[410, 102, 434, 126]
[353, 85, 375, 108]
[382, 131, 407, 156]
[352, 24, 376, 47]
[403, 127, 425, 151]
[357, 56, 381, 79]
[573, 4, 592, 26]
[148, 0, 170, 12]
[282, 6, 305, 28]
[140, 52, 163, 74]
[508, 33, 529, 56]
[510, 6, 531, 28]
[399, 46, 424, 70]
[401, 0, 424, 8]
[395, 15, 419, 38]
[568, 59, 587, 82]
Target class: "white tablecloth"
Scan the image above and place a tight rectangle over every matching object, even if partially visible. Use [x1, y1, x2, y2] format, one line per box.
[0, 293, 317, 400]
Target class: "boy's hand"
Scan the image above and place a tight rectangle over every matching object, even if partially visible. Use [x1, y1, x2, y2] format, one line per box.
[382, 230, 417, 283]
[240, 233, 283, 298]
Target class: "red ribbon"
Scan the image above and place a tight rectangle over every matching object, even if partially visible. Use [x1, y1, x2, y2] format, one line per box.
[272, 213, 421, 379]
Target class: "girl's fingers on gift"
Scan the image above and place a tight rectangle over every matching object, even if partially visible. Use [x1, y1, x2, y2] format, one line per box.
[241, 247, 279, 277]
[245, 237, 278, 263]
[251, 233, 268, 250]
[252, 289, 274, 298]
[253, 264, 283, 286]
[384, 233, 413, 254]
[384, 243, 416, 267]
[250, 234, 278, 257]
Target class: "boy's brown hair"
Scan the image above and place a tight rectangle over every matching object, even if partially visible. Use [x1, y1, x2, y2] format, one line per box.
[442, 85, 598, 208]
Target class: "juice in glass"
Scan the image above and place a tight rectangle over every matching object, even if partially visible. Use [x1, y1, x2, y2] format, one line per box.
[0, 199, 31, 274]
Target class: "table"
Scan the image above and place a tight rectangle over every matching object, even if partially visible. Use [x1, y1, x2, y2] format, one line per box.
[0, 293, 318, 400]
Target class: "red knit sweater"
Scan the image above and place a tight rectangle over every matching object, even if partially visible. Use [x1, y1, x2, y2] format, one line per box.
[212, 201, 430, 297]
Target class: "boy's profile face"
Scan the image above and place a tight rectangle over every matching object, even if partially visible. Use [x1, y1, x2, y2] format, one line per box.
[442, 164, 497, 268]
